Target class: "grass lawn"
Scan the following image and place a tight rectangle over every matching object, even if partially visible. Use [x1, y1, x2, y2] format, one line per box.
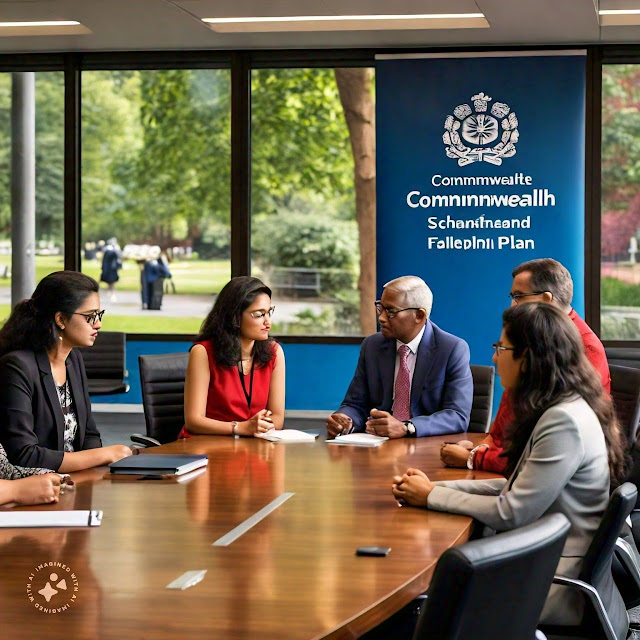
[0, 304, 200, 334]
[0, 255, 231, 296]
[100, 314, 201, 334]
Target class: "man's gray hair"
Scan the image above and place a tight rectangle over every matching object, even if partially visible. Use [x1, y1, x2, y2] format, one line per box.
[512, 258, 573, 310]
[383, 276, 433, 317]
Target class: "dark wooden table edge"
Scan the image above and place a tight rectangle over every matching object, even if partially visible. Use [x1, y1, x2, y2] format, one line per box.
[319, 518, 475, 639]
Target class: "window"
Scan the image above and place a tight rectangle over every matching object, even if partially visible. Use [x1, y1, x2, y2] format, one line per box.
[81, 69, 231, 334]
[0, 71, 65, 320]
[601, 64, 640, 340]
[251, 67, 376, 336]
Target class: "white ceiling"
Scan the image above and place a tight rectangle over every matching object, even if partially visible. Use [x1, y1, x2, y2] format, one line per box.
[0, 0, 638, 53]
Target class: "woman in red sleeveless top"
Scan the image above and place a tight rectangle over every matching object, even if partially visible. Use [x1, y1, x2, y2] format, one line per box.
[180, 277, 285, 438]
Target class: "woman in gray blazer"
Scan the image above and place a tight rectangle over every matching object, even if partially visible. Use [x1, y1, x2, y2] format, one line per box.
[392, 302, 627, 625]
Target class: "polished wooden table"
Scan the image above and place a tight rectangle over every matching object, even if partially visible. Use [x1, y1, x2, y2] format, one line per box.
[0, 432, 498, 639]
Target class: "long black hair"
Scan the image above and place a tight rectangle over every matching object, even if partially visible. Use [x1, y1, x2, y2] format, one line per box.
[500, 303, 626, 486]
[195, 276, 275, 368]
[0, 271, 99, 357]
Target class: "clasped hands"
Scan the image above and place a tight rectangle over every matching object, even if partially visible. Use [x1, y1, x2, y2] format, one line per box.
[326, 409, 407, 439]
[391, 468, 435, 507]
[237, 409, 274, 437]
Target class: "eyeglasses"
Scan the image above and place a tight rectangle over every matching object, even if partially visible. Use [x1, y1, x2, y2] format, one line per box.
[374, 301, 424, 320]
[492, 343, 516, 357]
[508, 291, 552, 304]
[249, 306, 275, 320]
[73, 310, 105, 325]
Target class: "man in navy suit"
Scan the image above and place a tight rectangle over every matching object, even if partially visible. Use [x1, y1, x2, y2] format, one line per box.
[327, 276, 473, 439]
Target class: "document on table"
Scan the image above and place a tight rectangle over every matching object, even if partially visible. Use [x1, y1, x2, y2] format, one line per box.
[328, 433, 389, 447]
[0, 510, 103, 528]
[255, 429, 318, 443]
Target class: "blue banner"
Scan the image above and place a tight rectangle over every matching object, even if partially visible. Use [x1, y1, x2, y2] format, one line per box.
[376, 52, 586, 380]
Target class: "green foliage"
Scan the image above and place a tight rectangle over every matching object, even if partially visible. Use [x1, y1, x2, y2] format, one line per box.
[251, 68, 354, 219]
[193, 220, 230, 259]
[82, 69, 232, 247]
[602, 276, 640, 306]
[253, 211, 358, 295]
[0, 72, 65, 242]
[1, 68, 358, 254]
[602, 66, 640, 211]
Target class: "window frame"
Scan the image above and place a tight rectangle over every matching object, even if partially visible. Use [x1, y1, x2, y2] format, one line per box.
[589, 46, 640, 348]
[2, 44, 618, 345]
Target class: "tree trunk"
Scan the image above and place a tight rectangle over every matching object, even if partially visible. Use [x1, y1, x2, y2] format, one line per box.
[335, 68, 377, 335]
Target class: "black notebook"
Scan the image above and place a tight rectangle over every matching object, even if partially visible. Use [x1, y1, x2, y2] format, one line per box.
[109, 454, 209, 476]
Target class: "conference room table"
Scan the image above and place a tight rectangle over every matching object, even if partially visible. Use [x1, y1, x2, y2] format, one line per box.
[0, 431, 500, 639]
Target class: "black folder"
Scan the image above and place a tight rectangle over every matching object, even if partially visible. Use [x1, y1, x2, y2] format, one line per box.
[109, 454, 208, 476]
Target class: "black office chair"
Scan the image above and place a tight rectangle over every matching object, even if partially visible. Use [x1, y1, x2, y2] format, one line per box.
[610, 365, 640, 447]
[137, 352, 189, 444]
[542, 482, 637, 640]
[411, 512, 570, 640]
[77, 331, 129, 395]
[606, 347, 640, 371]
[467, 364, 495, 433]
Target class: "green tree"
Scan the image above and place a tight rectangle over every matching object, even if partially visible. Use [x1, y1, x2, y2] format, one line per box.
[0, 72, 65, 244]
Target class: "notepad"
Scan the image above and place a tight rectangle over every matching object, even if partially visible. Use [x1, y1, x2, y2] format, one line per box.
[327, 433, 389, 447]
[109, 454, 208, 476]
[255, 429, 318, 443]
[0, 510, 103, 528]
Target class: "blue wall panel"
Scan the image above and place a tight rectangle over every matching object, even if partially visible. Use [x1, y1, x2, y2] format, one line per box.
[96, 340, 361, 412]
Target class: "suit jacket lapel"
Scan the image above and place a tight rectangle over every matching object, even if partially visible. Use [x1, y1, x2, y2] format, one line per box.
[67, 354, 86, 445]
[410, 322, 436, 411]
[36, 350, 65, 451]
[380, 339, 396, 412]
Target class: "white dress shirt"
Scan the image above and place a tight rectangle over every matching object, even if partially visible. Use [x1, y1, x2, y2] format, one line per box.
[393, 325, 425, 401]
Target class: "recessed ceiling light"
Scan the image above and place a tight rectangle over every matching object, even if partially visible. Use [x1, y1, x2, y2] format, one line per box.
[203, 14, 485, 24]
[203, 13, 488, 32]
[0, 21, 81, 28]
[599, 9, 640, 26]
[599, 9, 640, 15]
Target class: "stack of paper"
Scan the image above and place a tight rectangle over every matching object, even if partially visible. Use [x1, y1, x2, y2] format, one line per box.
[255, 429, 318, 443]
[327, 433, 388, 447]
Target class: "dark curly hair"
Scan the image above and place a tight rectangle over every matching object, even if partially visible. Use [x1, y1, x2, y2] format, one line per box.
[0, 271, 99, 357]
[500, 303, 626, 487]
[195, 276, 275, 368]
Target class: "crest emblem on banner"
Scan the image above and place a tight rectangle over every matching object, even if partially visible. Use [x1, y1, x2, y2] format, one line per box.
[443, 93, 519, 166]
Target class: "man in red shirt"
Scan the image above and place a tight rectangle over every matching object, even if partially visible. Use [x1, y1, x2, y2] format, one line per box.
[441, 258, 611, 474]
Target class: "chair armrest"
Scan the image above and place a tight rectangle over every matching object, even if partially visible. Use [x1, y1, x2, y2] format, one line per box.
[130, 434, 161, 448]
[552, 576, 620, 640]
[615, 537, 640, 588]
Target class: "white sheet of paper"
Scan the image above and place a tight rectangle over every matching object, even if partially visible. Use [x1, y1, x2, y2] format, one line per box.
[255, 429, 318, 443]
[0, 510, 103, 528]
[328, 433, 389, 447]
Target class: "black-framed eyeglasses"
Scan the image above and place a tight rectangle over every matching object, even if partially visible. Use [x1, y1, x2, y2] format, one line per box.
[492, 343, 516, 357]
[249, 306, 275, 320]
[508, 291, 552, 304]
[374, 301, 424, 320]
[73, 310, 105, 324]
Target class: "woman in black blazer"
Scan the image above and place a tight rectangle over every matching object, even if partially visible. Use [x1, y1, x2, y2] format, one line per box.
[0, 271, 132, 472]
